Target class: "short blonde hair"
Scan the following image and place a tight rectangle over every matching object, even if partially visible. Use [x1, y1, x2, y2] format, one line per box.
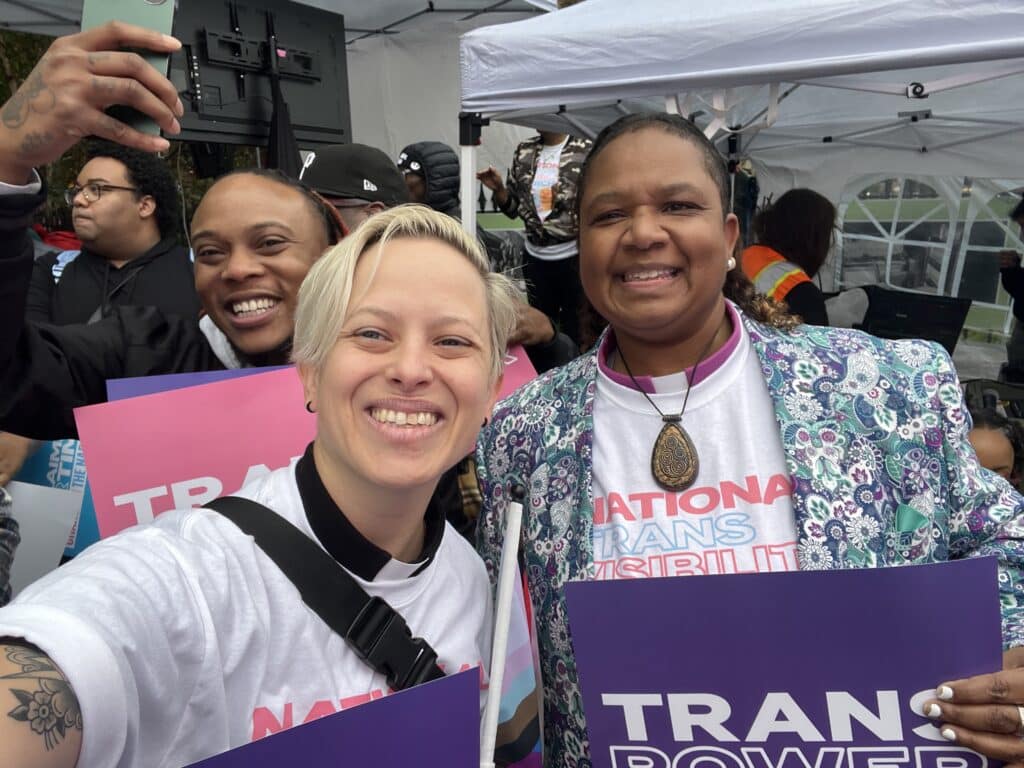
[293, 204, 522, 381]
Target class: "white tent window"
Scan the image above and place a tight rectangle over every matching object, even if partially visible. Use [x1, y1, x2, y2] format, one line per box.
[948, 186, 1024, 335]
[837, 177, 954, 296]
[837, 178, 1024, 336]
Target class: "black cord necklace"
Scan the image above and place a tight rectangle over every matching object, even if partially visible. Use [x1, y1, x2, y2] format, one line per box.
[617, 321, 725, 492]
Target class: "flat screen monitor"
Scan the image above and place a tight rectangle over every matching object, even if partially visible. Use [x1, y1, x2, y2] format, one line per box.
[168, 0, 351, 147]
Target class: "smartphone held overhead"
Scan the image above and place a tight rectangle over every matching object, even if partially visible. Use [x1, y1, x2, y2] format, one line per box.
[79, 0, 176, 136]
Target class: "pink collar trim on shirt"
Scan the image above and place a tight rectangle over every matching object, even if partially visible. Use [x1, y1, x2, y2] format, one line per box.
[597, 302, 742, 394]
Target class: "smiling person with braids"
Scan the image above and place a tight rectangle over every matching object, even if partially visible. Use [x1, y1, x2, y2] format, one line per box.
[476, 111, 1024, 768]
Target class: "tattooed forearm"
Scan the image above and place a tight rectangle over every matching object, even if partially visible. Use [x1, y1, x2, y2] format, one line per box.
[1, 643, 81, 751]
[1, 69, 56, 130]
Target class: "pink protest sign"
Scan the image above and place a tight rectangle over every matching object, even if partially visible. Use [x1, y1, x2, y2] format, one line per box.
[75, 367, 315, 539]
[501, 345, 537, 399]
[76, 350, 537, 540]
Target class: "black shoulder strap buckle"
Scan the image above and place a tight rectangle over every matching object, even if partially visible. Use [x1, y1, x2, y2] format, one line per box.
[346, 596, 443, 691]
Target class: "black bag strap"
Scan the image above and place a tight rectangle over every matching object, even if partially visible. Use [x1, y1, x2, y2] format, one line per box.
[205, 496, 445, 691]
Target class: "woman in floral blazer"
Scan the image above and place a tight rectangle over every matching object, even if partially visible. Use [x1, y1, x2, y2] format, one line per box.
[476, 112, 1024, 768]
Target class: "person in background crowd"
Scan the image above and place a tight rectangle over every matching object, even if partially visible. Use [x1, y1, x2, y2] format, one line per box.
[477, 130, 592, 345]
[0, 167, 342, 441]
[298, 142, 410, 235]
[0, 205, 531, 767]
[27, 139, 198, 325]
[399, 140, 578, 374]
[398, 140, 521, 276]
[741, 187, 835, 325]
[969, 407, 1024, 491]
[999, 195, 1024, 373]
[476, 111, 1024, 767]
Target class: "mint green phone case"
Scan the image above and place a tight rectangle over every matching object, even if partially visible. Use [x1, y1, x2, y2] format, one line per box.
[80, 0, 176, 136]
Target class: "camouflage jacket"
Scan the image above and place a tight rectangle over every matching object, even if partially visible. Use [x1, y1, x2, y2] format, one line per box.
[500, 135, 592, 247]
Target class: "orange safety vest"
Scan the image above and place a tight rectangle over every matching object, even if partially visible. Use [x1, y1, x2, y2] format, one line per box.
[741, 244, 811, 303]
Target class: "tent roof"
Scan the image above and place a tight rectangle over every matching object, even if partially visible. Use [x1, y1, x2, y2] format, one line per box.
[460, 0, 1024, 115]
[459, 0, 1024, 196]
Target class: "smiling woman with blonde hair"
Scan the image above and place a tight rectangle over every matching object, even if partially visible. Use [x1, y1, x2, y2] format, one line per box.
[0, 204, 525, 768]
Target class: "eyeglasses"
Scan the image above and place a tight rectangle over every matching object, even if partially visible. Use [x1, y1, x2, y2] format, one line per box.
[64, 183, 138, 206]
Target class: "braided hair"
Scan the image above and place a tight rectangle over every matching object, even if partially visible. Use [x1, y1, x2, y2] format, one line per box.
[216, 168, 346, 245]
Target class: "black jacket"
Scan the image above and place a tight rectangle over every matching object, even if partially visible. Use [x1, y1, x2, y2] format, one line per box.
[782, 281, 829, 326]
[27, 237, 200, 325]
[0, 187, 226, 440]
[1003, 266, 1024, 322]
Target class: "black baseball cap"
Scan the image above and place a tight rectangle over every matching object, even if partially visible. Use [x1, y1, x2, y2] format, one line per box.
[299, 143, 409, 206]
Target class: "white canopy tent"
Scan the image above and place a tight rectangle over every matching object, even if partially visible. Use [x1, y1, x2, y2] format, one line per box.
[457, 0, 1024, 336]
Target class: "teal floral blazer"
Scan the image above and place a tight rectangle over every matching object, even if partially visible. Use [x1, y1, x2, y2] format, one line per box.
[476, 313, 1024, 768]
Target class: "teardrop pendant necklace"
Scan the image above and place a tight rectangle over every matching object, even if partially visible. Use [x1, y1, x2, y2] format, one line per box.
[617, 322, 725, 492]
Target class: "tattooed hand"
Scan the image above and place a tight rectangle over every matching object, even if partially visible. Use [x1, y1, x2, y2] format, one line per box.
[0, 641, 81, 768]
[0, 21, 183, 184]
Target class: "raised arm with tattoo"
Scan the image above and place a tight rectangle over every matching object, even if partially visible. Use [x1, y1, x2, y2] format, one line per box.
[0, 21, 182, 185]
[0, 641, 81, 768]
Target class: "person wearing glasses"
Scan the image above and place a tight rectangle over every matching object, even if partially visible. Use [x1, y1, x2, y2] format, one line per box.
[28, 140, 198, 327]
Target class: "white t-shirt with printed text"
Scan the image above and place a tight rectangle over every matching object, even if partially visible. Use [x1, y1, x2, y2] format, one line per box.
[524, 139, 577, 262]
[0, 462, 493, 768]
[592, 305, 798, 580]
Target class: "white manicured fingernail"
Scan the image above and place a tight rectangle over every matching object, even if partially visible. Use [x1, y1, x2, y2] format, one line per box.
[941, 728, 957, 742]
[937, 686, 954, 700]
[926, 703, 942, 718]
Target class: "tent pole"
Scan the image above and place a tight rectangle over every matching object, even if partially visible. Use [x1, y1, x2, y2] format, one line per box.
[931, 125, 1021, 152]
[460, 144, 477, 237]
[459, 112, 490, 237]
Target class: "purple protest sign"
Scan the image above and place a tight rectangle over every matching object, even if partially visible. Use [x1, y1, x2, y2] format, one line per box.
[566, 558, 1002, 768]
[106, 366, 289, 401]
[186, 669, 480, 767]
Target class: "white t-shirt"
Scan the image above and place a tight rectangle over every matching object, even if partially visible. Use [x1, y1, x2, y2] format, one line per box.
[524, 139, 578, 262]
[530, 140, 565, 223]
[592, 304, 798, 580]
[0, 462, 493, 768]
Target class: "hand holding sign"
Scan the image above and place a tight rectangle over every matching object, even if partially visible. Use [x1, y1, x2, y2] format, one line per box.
[925, 650, 1024, 765]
